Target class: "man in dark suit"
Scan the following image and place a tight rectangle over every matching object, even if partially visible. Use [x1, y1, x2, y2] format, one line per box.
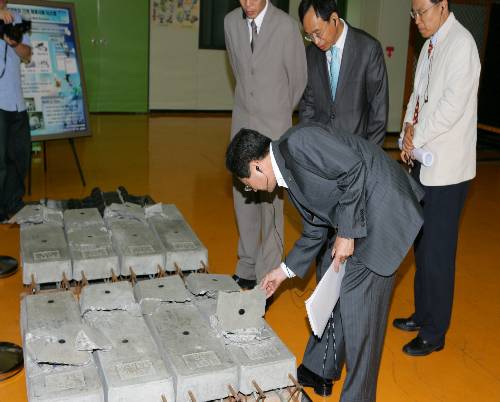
[296, 0, 389, 392]
[225, 124, 423, 402]
[298, 0, 388, 146]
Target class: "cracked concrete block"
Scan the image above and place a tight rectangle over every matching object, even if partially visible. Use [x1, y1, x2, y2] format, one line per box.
[195, 299, 296, 395]
[83, 310, 175, 402]
[66, 225, 119, 281]
[25, 354, 104, 402]
[20, 224, 72, 285]
[216, 289, 266, 332]
[184, 273, 240, 297]
[21, 293, 105, 402]
[107, 218, 165, 276]
[144, 303, 238, 401]
[134, 275, 191, 315]
[80, 281, 137, 314]
[64, 208, 104, 230]
[20, 292, 81, 338]
[104, 203, 145, 222]
[146, 204, 207, 272]
[10, 205, 63, 226]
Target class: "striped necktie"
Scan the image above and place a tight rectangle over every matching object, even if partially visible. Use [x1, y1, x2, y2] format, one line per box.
[329, 46, 340, 101]
[250, 20, 258, 53]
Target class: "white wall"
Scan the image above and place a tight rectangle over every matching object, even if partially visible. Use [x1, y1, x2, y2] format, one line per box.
[149, 0, 411, 132]
[347, 0, 411, 132]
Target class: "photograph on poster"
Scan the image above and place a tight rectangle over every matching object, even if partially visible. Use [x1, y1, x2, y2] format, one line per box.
[152, 0, 199, 26]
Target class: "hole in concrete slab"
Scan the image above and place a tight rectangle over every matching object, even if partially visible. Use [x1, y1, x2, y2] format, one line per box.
[87, 235, 93, 238]
[58, 339, 66, 344]
[47, 300, 54, 304]
[132, 234, 138, 237]
[158, 284, 164, 288]
[182, 331, 190, 336]
[41, 240, 47, 243]
[174, 231, 179, 234]
[212, 279, 218, 282]
[239, 309, 245, 315]
[122, 339, 128, 344]
[105, 290, 111, 294]
[80, 212, 85, 215]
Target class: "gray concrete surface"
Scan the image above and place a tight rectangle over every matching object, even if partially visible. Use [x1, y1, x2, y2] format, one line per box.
[20, 224, 72, 285]
[146, 204, 207, 272]
[144, 302, 238, 401]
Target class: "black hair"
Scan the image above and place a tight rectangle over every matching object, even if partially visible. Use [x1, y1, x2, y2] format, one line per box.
[298, 0, 339, 24]
[225, 128, 271, 178]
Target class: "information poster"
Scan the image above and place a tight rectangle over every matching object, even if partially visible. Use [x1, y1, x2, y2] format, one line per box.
[8, 1, 90, 140]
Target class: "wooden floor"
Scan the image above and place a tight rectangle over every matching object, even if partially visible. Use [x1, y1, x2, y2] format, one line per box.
[0, 114, 499, 402]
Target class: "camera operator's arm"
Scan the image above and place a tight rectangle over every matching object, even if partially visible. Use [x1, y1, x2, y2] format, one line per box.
[3, 35, 31, 61]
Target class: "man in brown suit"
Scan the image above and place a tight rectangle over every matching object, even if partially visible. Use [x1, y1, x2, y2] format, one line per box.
[224, 0, 307, 288]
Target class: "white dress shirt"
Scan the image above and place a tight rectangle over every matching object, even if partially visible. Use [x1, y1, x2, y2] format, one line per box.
[402, 13, 481, 186]
[270, 144, 295, 278]
[326, 19, 348, 74]
[246, 0, 269, 41]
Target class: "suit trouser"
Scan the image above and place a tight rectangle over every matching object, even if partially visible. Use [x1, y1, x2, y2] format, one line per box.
[411, 164, 470, 344]
[233, 179, 284, 282]
[302, 250, 395, 402]
[0, 109, 30, 217]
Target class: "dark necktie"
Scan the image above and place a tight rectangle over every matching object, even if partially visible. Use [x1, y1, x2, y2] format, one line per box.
[413, 41, 434, 125]
[250, 20, 257, 53]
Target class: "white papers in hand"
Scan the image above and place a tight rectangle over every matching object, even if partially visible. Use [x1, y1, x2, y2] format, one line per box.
[305, 261, 346, 338]
[398, 138, 434, 166]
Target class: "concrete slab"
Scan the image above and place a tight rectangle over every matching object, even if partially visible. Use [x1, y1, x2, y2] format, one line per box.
[133, 276, 191, 315]
[104, 203, 145, 222]
[20, 224, 72, 285]
[20, 292, 81, 338]
[146, 204, 207, 272]
[83, 310, 175, 402]
[216, 289, 266, 332]
[144, 302, 238, 401]
[195, 299, 296, 395]
[80, 281, 137, 314]
[25, 354, 105, 402]
[21, 293, 105, 401]
[184, 273, 240, 297]
[66, 225, 119, 281]
[64, 208, 104, 230]
[10, 205, 63, 226]
[107, 218, 165, 276]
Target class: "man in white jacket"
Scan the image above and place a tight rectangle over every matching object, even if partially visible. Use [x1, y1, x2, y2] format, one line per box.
[394, 0, 480, 356]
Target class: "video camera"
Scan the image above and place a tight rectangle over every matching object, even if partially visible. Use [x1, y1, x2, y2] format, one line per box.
[0, 20, 31, 44]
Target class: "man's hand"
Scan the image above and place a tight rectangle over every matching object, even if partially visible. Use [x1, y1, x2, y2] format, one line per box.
[260, 267, 287, 298]
[331, 236, 354, 272]
[3, 34, 19, 48]
[0, 9, 14, 24]
[401, 124, 415, 165]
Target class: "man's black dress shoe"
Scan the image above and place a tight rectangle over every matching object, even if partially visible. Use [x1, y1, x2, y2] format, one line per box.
[232, 274, 256, 290]
[0, 256, 18, 278]
[297, 364, 333, 397]
[393, 316, 421, 332]
[403, 336, 444, 356]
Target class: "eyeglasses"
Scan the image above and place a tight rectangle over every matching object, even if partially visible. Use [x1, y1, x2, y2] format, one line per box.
[410, 1, 441, 19]
[304, 20, 331, 42]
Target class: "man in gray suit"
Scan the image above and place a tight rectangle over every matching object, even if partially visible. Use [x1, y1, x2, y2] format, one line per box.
[296, 0, 389, 392]
[298, 0, 388, 145]
[225, 124, 423, 402]
[224, 1, 307, 288]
